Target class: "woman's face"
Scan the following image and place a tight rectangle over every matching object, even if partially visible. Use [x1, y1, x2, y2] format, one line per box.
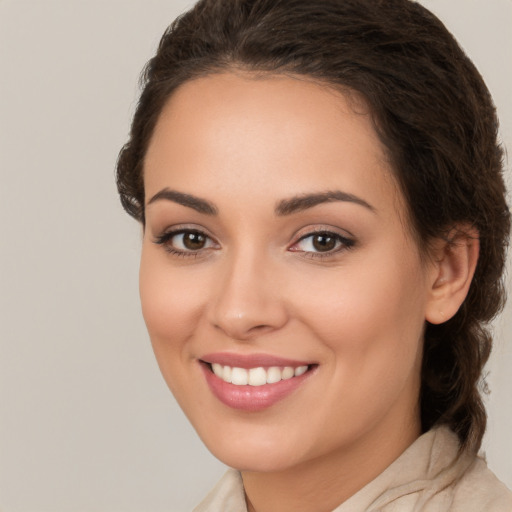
[140, 73, 436, 473]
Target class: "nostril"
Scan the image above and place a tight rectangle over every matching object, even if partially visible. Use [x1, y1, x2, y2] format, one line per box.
[246, 324, 276, 337]
[252, 324, 271, 331]
[208, 288, 289, 340]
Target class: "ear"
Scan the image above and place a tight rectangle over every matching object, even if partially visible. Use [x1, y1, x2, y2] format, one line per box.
[425, 226, 480, 325]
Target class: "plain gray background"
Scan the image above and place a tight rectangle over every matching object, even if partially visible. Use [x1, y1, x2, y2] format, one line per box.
[0, 1, 511, 511]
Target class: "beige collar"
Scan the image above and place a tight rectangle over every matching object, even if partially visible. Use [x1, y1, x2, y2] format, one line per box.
[193, 426, 511, 512]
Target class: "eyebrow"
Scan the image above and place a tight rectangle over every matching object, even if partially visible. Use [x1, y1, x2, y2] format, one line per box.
[146, 188, 375, 217]
[275, 190, 376, 216]
[146, 188, 218, 215]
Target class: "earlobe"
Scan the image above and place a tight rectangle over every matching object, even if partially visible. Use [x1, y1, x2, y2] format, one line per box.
[425, 226, 480, 325]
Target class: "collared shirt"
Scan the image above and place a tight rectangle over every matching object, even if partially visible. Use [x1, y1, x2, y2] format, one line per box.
[193, 426, 512, 511]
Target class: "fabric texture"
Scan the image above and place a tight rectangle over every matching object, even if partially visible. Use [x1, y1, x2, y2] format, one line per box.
[192, 426, 512, 511]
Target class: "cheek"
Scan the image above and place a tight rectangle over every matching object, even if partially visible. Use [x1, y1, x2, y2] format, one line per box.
[139, 249, 206, 354]
[138, 249, 212, 408]
[292, 247, 427, 373]
[293, 256, 426, 438]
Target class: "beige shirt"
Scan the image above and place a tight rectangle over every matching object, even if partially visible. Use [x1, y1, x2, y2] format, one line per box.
[193, 427, 512, 511]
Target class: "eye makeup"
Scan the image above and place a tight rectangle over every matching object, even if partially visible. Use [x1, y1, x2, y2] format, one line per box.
[152, 224, 356, 261]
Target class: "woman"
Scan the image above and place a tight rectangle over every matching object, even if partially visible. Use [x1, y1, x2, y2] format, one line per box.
[116, 0, 512, 510]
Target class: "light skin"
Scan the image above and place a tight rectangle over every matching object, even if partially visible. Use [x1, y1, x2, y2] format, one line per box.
[140, 72, 479, 512]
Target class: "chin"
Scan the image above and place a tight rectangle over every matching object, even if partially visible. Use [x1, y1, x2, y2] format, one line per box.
[210, 443, 301, 473]
[197, 424, 309, 473]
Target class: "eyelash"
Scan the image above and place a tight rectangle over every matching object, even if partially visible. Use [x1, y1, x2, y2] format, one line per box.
[153, 229, 217, 258]
[291, 230, 356, 259]
[153, 228, 355, 259]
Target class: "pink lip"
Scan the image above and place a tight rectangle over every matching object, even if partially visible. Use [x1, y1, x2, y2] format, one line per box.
[199, 353, 316, 412]
[201, 352, 312, 369]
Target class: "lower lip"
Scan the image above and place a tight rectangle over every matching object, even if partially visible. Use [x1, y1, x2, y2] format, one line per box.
[200, 363, 314, 412]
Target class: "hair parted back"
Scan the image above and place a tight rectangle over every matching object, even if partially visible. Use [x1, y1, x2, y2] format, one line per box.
[116, 0, 510, 452]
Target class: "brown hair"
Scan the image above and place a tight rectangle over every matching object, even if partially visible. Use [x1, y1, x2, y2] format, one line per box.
[116, 0, 510, 452]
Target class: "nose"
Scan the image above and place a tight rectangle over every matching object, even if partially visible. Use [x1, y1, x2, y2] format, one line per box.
[207, 248, 288, 341]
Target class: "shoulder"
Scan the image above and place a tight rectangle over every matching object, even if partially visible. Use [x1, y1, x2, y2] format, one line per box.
[449, 456, 512, 512]
[334, 426, 512, 512]
[418, 428, 512, 512]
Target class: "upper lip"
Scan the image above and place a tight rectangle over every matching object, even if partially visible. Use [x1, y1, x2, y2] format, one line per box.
[200, 352, 314, 369]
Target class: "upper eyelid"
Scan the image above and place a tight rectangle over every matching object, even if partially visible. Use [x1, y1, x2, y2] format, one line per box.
[153, 224, 216, 240]
[152, 224, 355, 249]
[291, 232, 353, 248]
[292, 225, 355, 242]
[297, 230, 350, 241]
[152, 228, 218, 251]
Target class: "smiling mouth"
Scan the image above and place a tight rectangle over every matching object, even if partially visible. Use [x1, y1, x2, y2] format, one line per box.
[204, 362, 314, 386]
[200, 359, 317, 411]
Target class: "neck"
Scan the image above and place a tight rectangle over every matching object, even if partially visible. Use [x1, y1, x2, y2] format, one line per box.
[242, 413, 421, 512]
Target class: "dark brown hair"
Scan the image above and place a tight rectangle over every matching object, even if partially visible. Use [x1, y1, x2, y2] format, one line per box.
[116, 0, 510, 452]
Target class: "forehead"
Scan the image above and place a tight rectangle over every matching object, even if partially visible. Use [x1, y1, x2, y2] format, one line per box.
[144, 72, 405, 221]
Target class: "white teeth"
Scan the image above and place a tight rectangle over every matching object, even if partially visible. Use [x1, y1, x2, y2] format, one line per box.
[210, 363, 310, 386]
[231, 367, 249, 385]
[282, 366, 295, 380]
[248, 367, 267, 386]
[294, 365, 308, 376]
[266, 366, 282, 384]
[222, 365, 232, 383]
[212, 363, 223, 378]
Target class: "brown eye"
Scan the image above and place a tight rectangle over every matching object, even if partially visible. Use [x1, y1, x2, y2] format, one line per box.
[182, 232, 207, 250]
[290, 230, 355, 256]
[312, 234, 337, 252]
[154, 229, 216, 255]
